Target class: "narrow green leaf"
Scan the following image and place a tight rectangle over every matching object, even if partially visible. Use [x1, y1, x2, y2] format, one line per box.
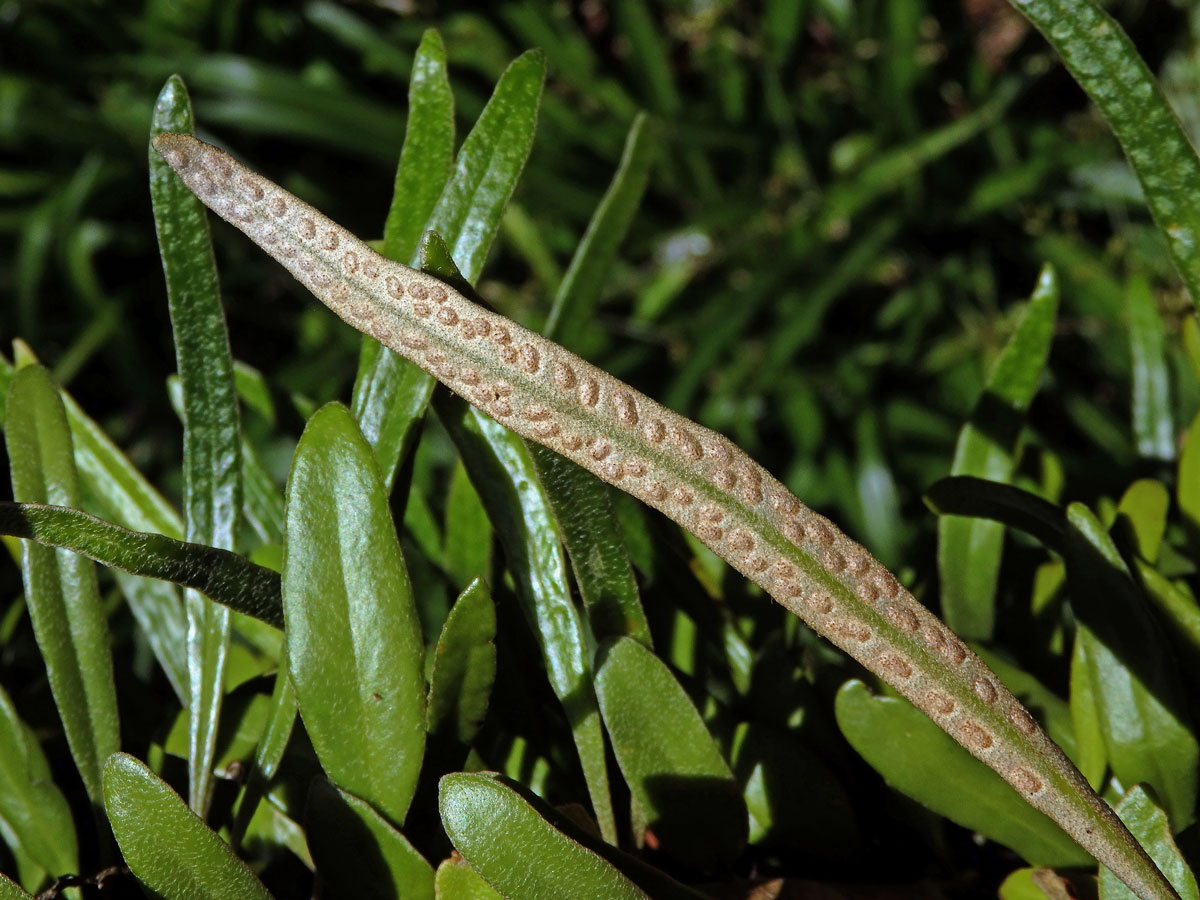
[1008, 0, 1200, 306]
[305, 779, 434, 900]
[439, 773, 651, 900]
[3, 344, 190, 702]
[1178, 411, 1200, 544]
[426, 578, 496, 745]
[1128, 275, 1174, 460]
[5, 365, 119, 808]
[1100, 787, 1200, 900]
[352, 29, 455, 485]
[544, 112, 657, 342]
[103, 752, 272, 900]
[835, 680, 1090, 867]
[0, 874, 32, 900]
[939, 265, 1058, 639]
[422, 232, 615, 844]
[443, 461, 492, 587]
[0, 502, 282, 627]
[1136, 561, 1200, 660]
[1069, 630, 1108, 790]
[352, 45, 544, 488]
[595, 637, 746, 870]
[0, 681, 76, 880]
[283, 403, 425, 827]
[434, 857, 503, 900]
[529, 446, 651, 647]
[151, 74, 242, 814]
[229, 659, 297, 849]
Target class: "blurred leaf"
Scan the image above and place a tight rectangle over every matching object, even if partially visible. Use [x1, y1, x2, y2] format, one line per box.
[103, 752, 272, 900]
[439, 772, 651, 900]
[0, 502, 282, 627]
[1070, 630, 1108, 790]
[938, 264, 1058, 639]
[0, 681, 76, 882]
[5, 365, 119, 808]
[1099, 786, 1199, 900]
[305, 778, 434, 900]
[835, 680, 1090, 867]
[151, 74, 241, 814]
[283, 403, 425, 828]
[426, 578, 496, 745]
[1011, 0, 1200, 306]
[1180, 411, 1200, 542]
[1128, 274, 1174, 460]
[595, 637, 746, 871]
[545, 112, 656, 343]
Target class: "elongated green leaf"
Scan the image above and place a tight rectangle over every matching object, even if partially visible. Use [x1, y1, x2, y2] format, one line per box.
[439, 773, 650, 900]
[103, 753, 271, 900]
[1100, 787, 1199, 900]
[0, 874, 31, 900]
[1180, 413, 1200, 546]
[1128, 275, 1174, 460]
[1070, 630, 1108, 790]
[426, 579, 496, 745]
[443, 461, 492, 587]
[352, 29, 455, 485]
[595, 638, 746, 870]
[229, 659, 297, 850]
[939, 264, 1059, 639]
[545, 112, 656, 342]
[3, 344, 189, 704]
[529, 446, 651, 647]
[151, 75, 241, 814]
[1008, 0, 1200, 306]
[0, 681, 76, 880]
[283, 403, 425, 827]
[306, 779, 434, 900]
[0, 502, 281, 627]
[1137, 561, 1200, 660]
[159, 133, 1184, 900]
[836, 680, 1090, 867]
[420, 231, 615, 843]
[5, 365, 119, 808]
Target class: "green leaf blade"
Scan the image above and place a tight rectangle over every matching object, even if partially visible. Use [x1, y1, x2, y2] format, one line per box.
[103, 752, 272, 900]
[150, 74, 242, 814]
[283, 402, 426, 827]
[5, 365, 119, 807]
[426, 578, 497, 745]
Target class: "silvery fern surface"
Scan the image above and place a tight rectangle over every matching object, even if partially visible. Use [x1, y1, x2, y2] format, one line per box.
[153, 132, 1179, 900]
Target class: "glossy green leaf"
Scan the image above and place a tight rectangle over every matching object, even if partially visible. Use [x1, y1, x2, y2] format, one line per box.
[352, 29, 454, 485]
[1128, 275, 1174, 460]
[103, 752, 271, 900]
[939, 264, 1058, 638]
[426, 578, 496, 745]
[0, 681, 76, 880]
[352, 44, 544, 488]
[1099, 787, 1199, 900]
[151, 74, 241, 814]
[283, 402, 425, 827]
[595, 637, 746, 870]
[1009, 0, 1200, 306]
[529, 445, 651, 647]
[0, 502, 282, 627]
[1069, 630, 1108, 790]
[306, 778, 434, 900]
[545, 112, 656, 342]
[5, 365, 119, 808]
[439, 772, 651, 900]
[835, 680, 1090, 867]
[423, 232, 615, 843]
[434, 857, 503, 900]
[3, 344, 190, 703]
